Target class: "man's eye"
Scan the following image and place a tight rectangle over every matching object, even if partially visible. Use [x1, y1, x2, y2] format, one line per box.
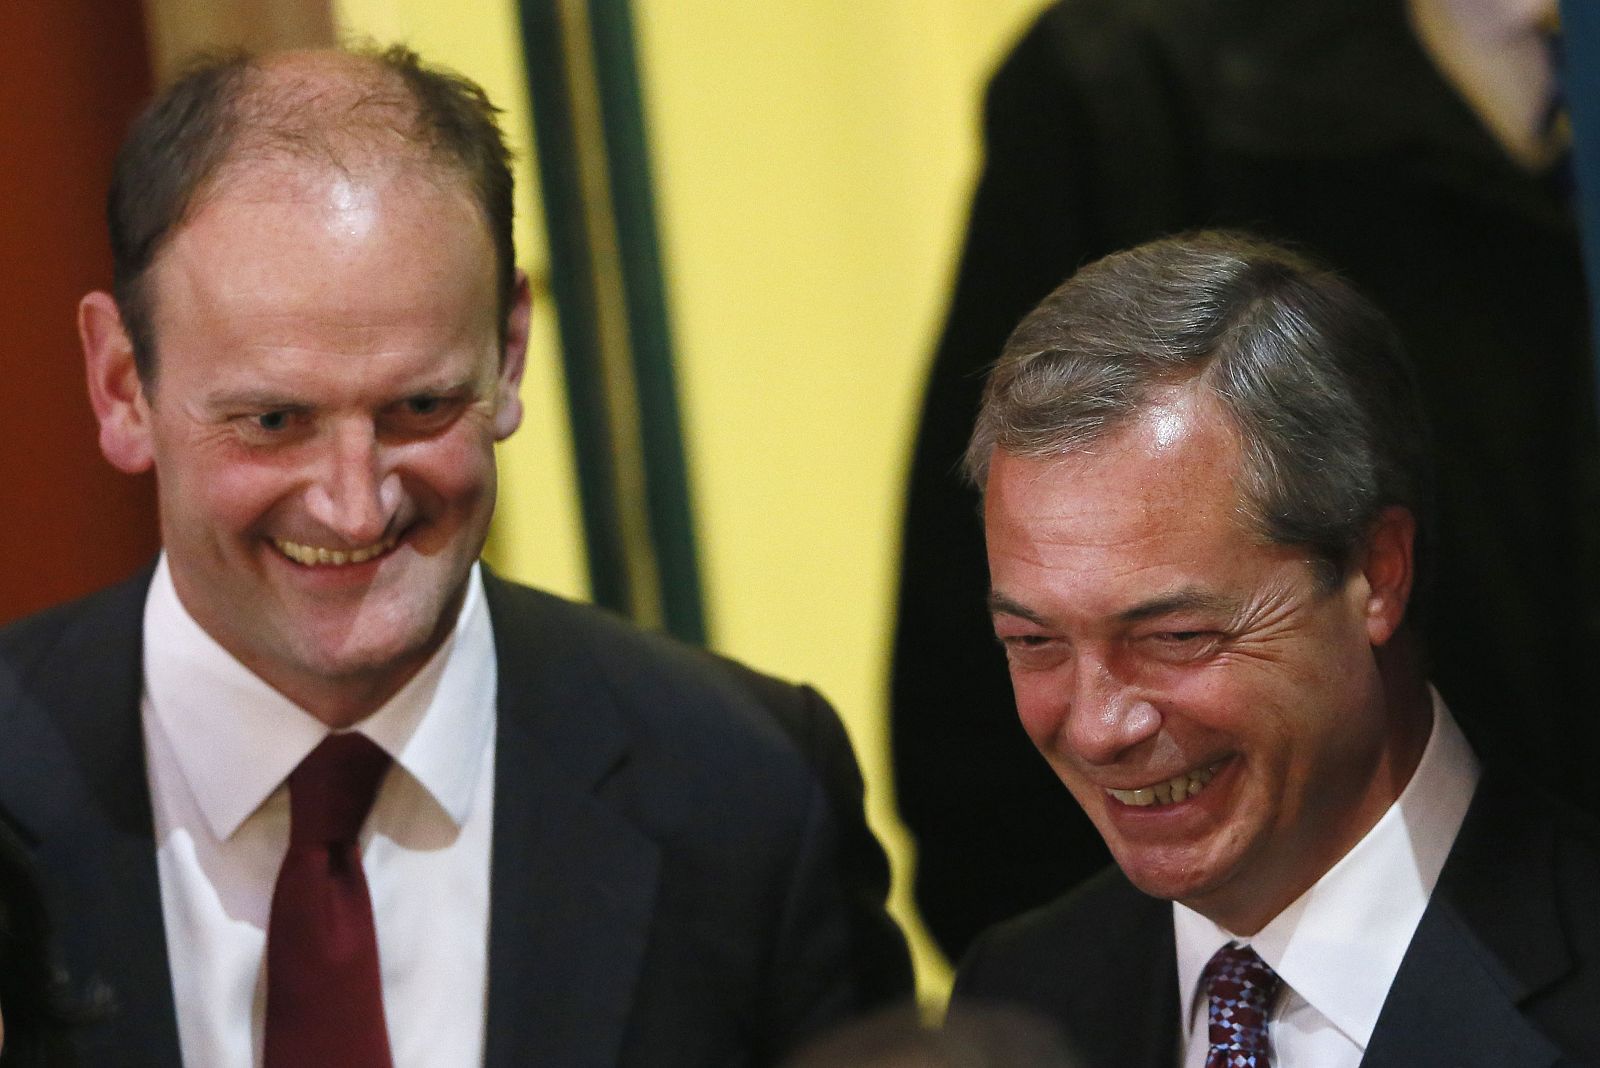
[381, 394, 462, 440]
[997, 632, 1066, 669]
[1003, 634, 1053, 648]
[1147, 631, 1223, 658]
[256, 411, 291, 432]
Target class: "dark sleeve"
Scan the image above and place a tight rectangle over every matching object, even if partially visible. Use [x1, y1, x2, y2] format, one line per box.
[946, 873, 1178, 1067]
[756, 684, 914, 1057]
[0, 808, 81, 1068]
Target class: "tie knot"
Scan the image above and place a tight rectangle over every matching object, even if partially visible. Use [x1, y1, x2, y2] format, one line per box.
[288, 733, 392, 846]
[1202, 942, 1281, 1064]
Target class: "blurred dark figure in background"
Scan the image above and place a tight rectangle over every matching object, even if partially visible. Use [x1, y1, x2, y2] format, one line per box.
[784, 1005, 1078, 1068]
[0, 816, 76, 1067]
[893, 0, 1600, 960]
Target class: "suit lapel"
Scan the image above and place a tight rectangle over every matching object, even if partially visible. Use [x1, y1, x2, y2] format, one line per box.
[0, 570, 182, 1064]
[1361, 773, 1570, 1068]
[481, 575, 661, 1068]
[1360, 902, 1563, 1068]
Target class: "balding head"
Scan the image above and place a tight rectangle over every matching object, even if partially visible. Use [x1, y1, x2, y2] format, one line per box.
[107, 45, 515, 384]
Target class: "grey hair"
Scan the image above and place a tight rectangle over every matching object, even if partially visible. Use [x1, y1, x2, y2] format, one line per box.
[966, 230, 1434, 602]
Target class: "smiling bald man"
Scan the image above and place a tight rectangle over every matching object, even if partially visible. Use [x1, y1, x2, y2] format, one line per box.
[0, 45, 908, 1067]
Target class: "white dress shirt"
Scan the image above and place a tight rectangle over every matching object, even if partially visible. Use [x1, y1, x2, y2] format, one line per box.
[1175, 691, 1480, 1068]
[141, 555, 497, 1067]
[1409, 0, 1564, 167]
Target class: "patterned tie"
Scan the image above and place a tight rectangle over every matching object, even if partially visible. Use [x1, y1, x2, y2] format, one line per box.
[1202, 942, 1282, 1068]
[264, 733, 395, 1068]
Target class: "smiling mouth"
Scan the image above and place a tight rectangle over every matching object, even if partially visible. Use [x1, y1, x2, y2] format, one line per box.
[1106, 762, 1224, 807]
[273, 533, 399, 567]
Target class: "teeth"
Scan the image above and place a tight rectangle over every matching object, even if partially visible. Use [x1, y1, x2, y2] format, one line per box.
[274, 535, 397, 567]
[1108, 763, 1220, 808]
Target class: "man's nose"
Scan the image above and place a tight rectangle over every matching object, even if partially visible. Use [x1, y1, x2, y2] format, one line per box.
[303, 421, 399, 546]
[1062, 657, 1160, 766]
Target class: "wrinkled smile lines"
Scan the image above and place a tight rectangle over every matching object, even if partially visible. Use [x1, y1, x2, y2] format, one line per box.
[273, 533, 398, 567]
[1106, 762, 1222, 807]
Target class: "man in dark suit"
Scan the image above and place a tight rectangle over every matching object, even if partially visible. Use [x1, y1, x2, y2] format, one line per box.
[0, 45, 909, 1066]
[893, 0, 1600, 961]
[950, 232, 1600, 1066]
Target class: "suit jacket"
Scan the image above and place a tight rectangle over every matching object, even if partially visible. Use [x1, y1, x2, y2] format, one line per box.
[0, 569, 912, 1066]
[951, 772, 1600, 1067]
[893, 0, 1600, 959]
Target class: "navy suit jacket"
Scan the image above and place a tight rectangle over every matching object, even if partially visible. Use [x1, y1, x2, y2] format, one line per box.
[952, 772, 1600, 1067]
[0, 569, 912, 1066]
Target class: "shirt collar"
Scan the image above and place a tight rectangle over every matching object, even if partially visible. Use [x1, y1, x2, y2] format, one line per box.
[142, 556, 497, 841]
[1175, 689, 1480, 1049]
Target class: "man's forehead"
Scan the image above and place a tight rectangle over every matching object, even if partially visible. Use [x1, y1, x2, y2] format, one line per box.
[982, 397, 1270, 594]
[990, 393, 1245, 502]
[142, 166, 488, 329]
[143, 164, 498, 363]
[194, 155, 462, 217]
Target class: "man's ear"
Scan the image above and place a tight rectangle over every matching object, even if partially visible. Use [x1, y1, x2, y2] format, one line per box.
[492, 271, 530, 441]
[1358, 505, 1416, 647]
[80, 291, 154, 473]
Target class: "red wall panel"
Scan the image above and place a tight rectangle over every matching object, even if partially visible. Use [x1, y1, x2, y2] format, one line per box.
[1, 4, 160, 622]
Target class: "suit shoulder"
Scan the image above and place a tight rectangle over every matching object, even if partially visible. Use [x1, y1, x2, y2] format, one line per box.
[1453, 769, 1600, 878]
[954, 865, 1166, 1004]
[953, 867, 1178, 1059]
[1452, 770, 1600, 936]
[0, 573, 150, 687]
[959, 865, 1160, 976]
[481, 576, 842, 766]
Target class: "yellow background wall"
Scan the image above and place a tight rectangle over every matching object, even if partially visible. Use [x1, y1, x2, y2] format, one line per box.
[335, 0, 1049, 1002]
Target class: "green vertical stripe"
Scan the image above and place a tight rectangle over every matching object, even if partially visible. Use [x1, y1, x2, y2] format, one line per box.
[516, 0, 706, 643]
[586, 0, 706, 644]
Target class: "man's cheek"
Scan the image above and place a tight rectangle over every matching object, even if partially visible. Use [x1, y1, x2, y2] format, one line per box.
[198, 464, 300, 530]
[1017, 684, 1068, 757]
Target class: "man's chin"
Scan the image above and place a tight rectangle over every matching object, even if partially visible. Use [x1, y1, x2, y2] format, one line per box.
[296, 627, 441, 682]
[256, 618, 448, 713]
[1106, 841, 1238, 905]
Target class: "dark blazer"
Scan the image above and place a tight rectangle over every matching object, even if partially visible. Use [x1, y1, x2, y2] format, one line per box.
[0, 569, 912, 1067]
[893, 0, 1600, 960]
[951, 772, 1600, 1067]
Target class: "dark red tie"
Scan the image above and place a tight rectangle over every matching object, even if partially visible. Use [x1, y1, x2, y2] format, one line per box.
[264, 733, 395, 1068]
[1202, 942, 1282, 1068]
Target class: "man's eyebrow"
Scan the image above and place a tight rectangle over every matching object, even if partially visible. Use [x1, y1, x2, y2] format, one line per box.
[988, 587, 1239, 626]
[204, 376, 478, 411]
[205, 389, 307, 410]
[987, 590, 1049, 624]
[402, 377, 480, 397]
[1115, 588, 1238, 624]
